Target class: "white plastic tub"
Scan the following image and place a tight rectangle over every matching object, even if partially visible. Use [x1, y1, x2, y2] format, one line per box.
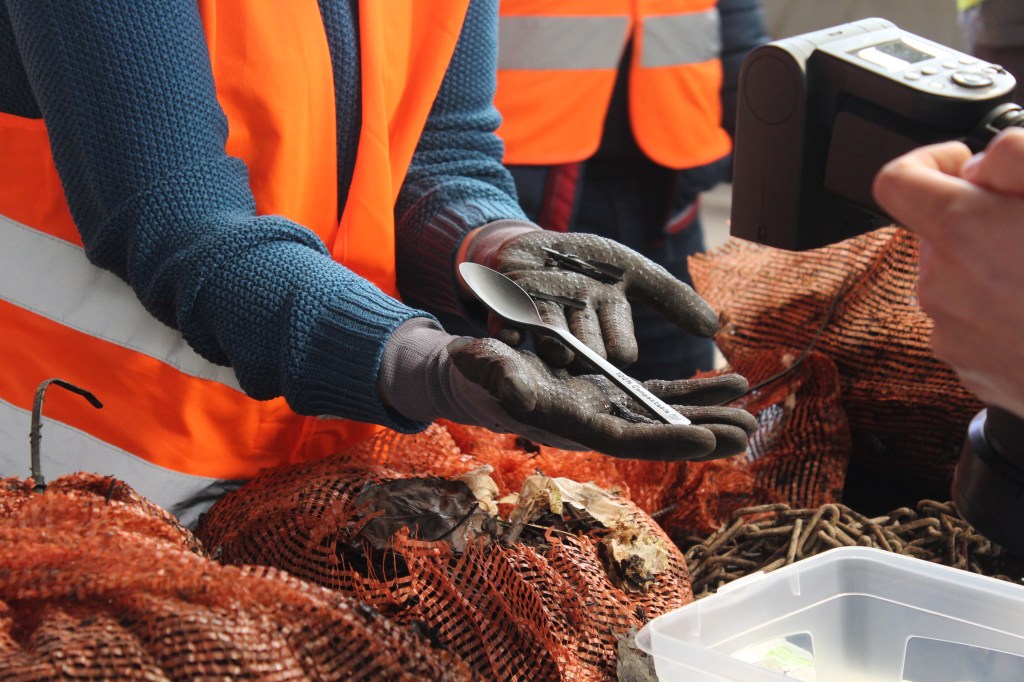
[637, 546, 1024, 681]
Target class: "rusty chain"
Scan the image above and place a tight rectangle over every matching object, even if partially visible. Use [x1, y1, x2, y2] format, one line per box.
[681, 500, 1024, 598]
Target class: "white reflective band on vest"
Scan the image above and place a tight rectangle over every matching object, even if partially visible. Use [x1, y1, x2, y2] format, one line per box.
[642, 10, 721, 67]
[498, 16, 630, 70]
[0, 397, 240, 528]
[0, 214, 242, 390]
[497, 11, 720, 71]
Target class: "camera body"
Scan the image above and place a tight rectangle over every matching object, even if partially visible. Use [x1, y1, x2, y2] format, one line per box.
[730, 17, 1017, 250]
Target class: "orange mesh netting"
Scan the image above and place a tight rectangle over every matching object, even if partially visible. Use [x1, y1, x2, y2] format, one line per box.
[195, 433, 695, 682]
[0, 473, 472, 681]
[690, 228, 983, 498]
[659, 348, 851, 537]
[3, 409, 846, 680]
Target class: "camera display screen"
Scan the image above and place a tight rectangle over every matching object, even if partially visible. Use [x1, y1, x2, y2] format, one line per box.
[854, 37, 944, 71]
[875, 39, 932, 64]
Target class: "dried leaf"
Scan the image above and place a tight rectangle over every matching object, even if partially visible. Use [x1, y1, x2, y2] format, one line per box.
[351, 478, 494, 553]
[453, 466, 500, 516]
[600, 524, 671, 593]
[510, 476, 630, 528]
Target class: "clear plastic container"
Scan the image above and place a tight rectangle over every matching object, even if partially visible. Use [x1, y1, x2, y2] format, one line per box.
[636, 546, 1024, 681]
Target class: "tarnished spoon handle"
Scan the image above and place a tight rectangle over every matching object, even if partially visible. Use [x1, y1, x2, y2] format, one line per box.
[550, 328, 690, 426]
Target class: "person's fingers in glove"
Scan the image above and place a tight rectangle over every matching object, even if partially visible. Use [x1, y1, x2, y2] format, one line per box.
[458, 222, 717, 368]
[449, 337, 756, 461]
[643, 374, 750, 406]
[500, 269, 640, 369]
[579, 375, 757, 459]
[671, 406, 756, 461]
[648, 374, 756, 458]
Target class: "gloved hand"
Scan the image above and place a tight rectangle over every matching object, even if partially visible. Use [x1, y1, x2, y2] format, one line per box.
[378, 318, 756, 460]
[457, 220, 720, 368]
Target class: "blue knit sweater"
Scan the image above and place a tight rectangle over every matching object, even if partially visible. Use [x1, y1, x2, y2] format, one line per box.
[0, 0, 526, 432]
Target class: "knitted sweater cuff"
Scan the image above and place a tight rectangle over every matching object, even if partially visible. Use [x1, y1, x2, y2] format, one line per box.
[457, 219, 539, 269]
[397, 201, 537, 320]
[289, 290, 431, 434]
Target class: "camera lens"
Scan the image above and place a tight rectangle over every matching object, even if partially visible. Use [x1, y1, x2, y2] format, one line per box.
[967, 103, 1024, 152]
[953, 408, 1024, 555]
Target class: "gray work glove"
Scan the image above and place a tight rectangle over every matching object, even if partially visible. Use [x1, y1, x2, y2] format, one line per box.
[378, 318, 756, 461]
[457, 220, 719, 368]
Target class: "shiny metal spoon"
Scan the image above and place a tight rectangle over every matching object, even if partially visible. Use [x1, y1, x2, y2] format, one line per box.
[458, 262, 690, 425]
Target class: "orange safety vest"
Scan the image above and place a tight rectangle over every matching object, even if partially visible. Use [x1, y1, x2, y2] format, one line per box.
[494, 0, 730, 169]
[0, 0, 469, 524]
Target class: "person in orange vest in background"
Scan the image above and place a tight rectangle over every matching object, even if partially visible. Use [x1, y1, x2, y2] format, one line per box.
[0, 0, 755, 526]
[494, 0, 769, 380]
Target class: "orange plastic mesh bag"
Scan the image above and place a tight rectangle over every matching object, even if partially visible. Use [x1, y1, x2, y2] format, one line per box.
[195, 433, 695, 682]
[690, 228, 983, 495]
[0, 473, 472, 681]
[661, 348, 851, 538]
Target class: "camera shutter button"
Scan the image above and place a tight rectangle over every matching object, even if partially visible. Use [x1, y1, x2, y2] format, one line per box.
[952, 69, 995, 88]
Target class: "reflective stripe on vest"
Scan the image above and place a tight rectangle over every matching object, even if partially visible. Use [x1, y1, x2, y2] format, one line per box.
[0, 395, 239, 528]
[494, 0, 730, 169]
[641, 11, 721, 67]
[498, 16, 630, 70]
[1, 214, 241, 389]
[0, 1, 469, 523]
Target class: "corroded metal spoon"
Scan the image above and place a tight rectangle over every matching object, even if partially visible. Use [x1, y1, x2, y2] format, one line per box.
[458, 262, 690, 425]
